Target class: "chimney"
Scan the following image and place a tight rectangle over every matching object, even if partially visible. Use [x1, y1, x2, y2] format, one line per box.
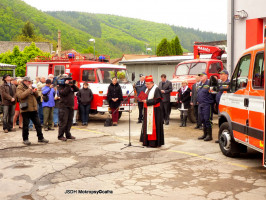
[58, 30, 61, 58]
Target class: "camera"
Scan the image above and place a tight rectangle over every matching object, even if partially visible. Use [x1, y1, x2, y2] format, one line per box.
[56, 74, 74, 85]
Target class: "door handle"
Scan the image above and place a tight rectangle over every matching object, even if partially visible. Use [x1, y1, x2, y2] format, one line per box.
[244, 98, 249, 107]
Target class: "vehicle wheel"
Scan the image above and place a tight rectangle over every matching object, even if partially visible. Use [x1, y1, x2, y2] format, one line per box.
[218, 122, 246, 157]
[188, 107, 196, 123]
[118, 111, 122, 119]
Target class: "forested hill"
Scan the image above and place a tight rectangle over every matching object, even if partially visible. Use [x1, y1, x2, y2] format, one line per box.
[0, 0, 226, 58]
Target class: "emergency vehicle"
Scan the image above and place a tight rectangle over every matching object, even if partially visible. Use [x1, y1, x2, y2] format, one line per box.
[26, 52, 136, 118]
[170, 44, 225, 122]
[217, 42, 265, 167]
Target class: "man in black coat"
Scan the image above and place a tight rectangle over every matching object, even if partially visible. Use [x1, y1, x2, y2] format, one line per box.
[158, 74, 172, 125]
[107, 77, 123, 126]
[190, 75, 202, 129]
[135, 74, 146, 123]
[57, 76, 79, 141]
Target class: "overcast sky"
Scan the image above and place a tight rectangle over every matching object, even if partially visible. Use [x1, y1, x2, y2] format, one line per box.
[22, 0, 227, 34]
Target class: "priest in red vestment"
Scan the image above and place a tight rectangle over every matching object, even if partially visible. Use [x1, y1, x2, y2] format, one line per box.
[140, 75, 164, 147]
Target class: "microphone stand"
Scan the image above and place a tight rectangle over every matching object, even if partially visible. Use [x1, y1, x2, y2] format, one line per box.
[120, 90, 144, 150]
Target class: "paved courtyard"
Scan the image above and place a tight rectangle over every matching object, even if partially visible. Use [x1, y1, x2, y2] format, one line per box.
[0, 109, 265, 200]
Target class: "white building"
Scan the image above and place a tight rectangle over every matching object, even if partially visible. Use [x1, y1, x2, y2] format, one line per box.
[227, 0, 266, 74]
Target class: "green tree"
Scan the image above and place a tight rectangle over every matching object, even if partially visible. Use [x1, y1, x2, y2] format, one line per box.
[0, 43, 50, 77]
[81, 46, 98, 55]
[172, 36, 183, 55]
[22, 21, 35, 38]
[156, 38, 171, 56]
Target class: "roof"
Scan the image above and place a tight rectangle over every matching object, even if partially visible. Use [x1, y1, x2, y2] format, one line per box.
[242, 43, 264, 54]
[120, 54, 227, 65]
[80, 64, 126, 69]
[0, 63, 17, 68]
[122, 54, 156, 60]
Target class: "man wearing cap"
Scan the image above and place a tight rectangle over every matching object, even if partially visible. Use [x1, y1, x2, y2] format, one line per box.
[140, 75, 164, 148]
[214, 70, 230, 143]
[158, 74, 172, 125]
[16, 77, 49, 145]
[42, 79, 55, 131]
[197, 72, 215, 141]
[1, 74, 17, 133]
[216, 70, 230, 107]
[135, 74, 146, 123]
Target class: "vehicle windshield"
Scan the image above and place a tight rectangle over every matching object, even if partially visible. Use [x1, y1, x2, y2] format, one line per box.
[97, 68, 129, 83]
[175, 64, 190, 76]
[189, 62, 207, 75]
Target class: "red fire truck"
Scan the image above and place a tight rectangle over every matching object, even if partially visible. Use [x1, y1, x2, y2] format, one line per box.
[26, 52, 136, 118]
[170, 44, 225, 122]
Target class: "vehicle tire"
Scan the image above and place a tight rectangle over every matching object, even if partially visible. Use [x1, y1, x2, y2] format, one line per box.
[188, 107, 196, 123]
[118, 111, 122, 119]
[218, 122, 246, 157]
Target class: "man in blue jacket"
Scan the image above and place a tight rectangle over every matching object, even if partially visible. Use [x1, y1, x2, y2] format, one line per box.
[135, 74, 146, 123]
[197, 72, 215, 141]
[42, 79, 55, 131]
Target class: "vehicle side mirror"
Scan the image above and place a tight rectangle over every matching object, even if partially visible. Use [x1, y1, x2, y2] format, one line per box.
[132, 72, 135, 82]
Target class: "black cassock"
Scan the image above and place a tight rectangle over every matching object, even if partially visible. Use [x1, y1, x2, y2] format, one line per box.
[140, 86, 164, 147]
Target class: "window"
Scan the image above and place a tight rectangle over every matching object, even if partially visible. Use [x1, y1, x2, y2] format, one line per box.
[175, 64, 190, 76]
[189, 62, 207, 75]
[209, 62, 222, 74]
[231, 54, 251, 92]
[82, 70, 95, 82]
[97, 68, 129, 83]
[252, 52, 264, 89]
[54, 65, 65, 76]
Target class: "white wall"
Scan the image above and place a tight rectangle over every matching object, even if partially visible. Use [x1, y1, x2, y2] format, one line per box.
[227, 0, 266, 74]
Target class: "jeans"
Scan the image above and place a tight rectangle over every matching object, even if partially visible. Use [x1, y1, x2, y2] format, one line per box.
[53, 107, 59, 125]
[21, 111, 44, 141]
[79, 104, 90, 123]
[3, 105, 15, 130]
[29, 120, 33, 129]
[73, 110, 78, 123]
[38, 102, 43, 124]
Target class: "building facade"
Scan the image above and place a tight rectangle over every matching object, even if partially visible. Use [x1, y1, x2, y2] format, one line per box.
[227, 0, 266, 74]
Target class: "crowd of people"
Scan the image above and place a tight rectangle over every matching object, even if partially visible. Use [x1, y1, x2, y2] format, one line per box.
[0, 70, 229, 147]
[133, 71, 229, 148]
[0, 74, 93, 145]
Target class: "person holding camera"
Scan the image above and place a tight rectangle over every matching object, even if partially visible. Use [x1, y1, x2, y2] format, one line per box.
[42, 79, 55, 131]
[57, 76, 79, 141]
[17, 77, 49, 145]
